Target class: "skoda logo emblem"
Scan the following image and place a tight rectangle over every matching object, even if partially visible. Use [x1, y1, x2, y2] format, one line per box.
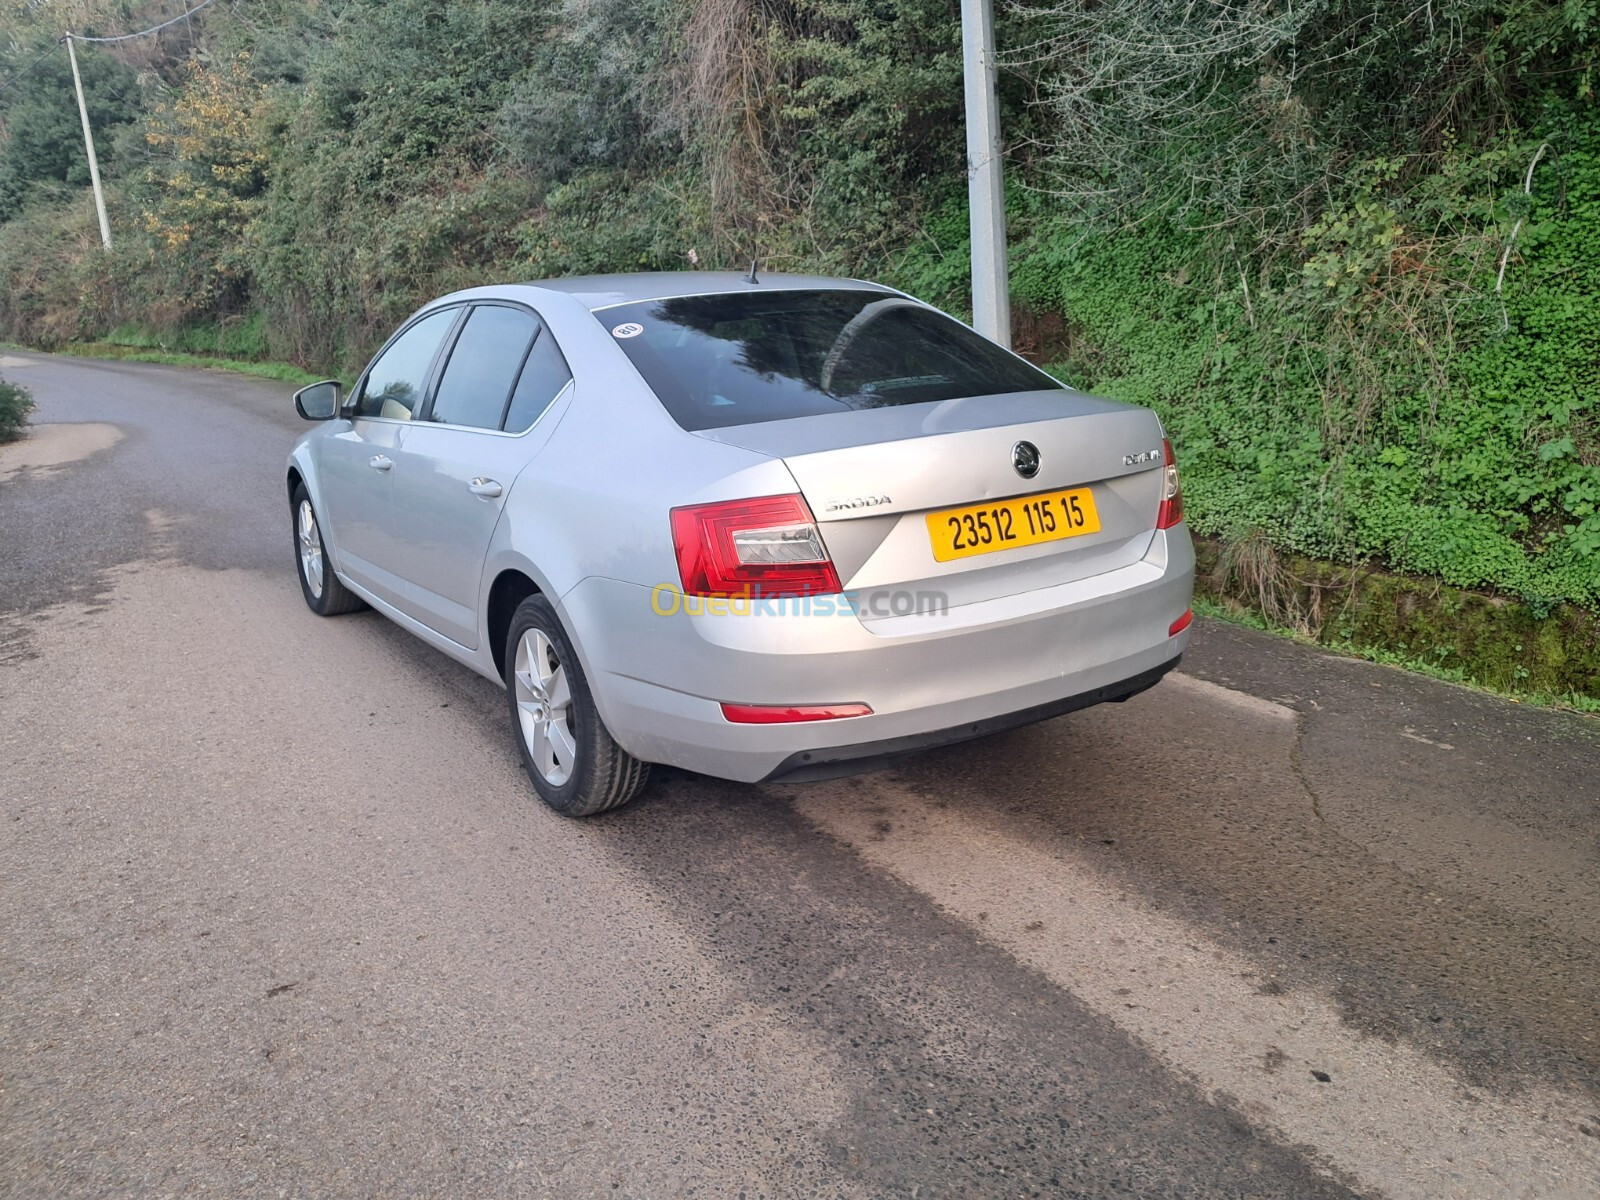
[1012, 441, 1041, 479]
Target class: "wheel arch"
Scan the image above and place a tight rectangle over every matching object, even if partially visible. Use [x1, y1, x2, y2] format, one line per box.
[486, 568, 541, 682]
[286, 442, 323, 513]
[286, 449, 343, 579]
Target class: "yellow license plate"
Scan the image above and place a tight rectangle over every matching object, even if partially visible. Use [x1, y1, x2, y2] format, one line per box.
[926, 487, 1101, 562]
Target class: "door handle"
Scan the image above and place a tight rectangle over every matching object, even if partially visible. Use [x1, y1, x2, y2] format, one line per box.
[468, 477, 503, 498]
[369, 454, 393, 471]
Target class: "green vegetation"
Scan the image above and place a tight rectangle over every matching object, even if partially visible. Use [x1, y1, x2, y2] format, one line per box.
[0, 374, 34, 442]
[1191, 595, 1600, 715]
[0, 30, 137, 222]
[1192, 535, 1600, 708]
[891, 128, 1600, 614]
[0, 0, 1595, 692]
[41, 340, 324, 385]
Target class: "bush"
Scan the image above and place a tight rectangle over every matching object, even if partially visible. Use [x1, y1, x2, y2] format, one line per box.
[891, 104, 1600, 611]
[0, 376, 35, 443]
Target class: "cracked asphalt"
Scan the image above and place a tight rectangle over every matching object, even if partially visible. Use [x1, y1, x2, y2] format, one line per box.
[2, 351, 1598, 1198]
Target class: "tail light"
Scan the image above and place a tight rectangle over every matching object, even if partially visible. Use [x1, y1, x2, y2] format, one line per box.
[1168, 608, 1194, 637]
[1156, 438, 1184, 529]
[671, 493, 841, 597]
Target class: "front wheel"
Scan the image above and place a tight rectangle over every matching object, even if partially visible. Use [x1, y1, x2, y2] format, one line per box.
[504, 595, 650, 817]
[291, 482, 365, 616]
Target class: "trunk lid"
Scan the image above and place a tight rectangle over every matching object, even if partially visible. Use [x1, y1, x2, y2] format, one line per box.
[693, 389, 1168, 614]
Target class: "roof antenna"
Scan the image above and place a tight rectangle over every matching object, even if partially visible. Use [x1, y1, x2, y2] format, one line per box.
[744, 258, 759, 284]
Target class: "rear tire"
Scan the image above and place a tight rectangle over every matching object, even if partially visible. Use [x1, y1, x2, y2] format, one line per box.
[292, 482, 365, 616]
[504, 595, 650, 817]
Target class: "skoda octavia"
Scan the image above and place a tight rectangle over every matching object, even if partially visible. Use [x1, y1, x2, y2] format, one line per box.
[287, 273, 1195, 816]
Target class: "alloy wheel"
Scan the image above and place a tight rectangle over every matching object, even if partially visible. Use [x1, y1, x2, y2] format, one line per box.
[513, 628, 576, 786]
[297, 499, 324, 599]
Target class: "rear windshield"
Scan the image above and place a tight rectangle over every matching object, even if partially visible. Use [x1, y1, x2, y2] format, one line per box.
[601, 289, 1060, 431]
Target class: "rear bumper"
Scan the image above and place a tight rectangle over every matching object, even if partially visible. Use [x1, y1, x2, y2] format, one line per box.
[563, 528, 1195, 783]
[761, 655, 1178, 782]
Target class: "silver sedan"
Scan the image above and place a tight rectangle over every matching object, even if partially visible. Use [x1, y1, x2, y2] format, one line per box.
[287, 273, 1195, 816]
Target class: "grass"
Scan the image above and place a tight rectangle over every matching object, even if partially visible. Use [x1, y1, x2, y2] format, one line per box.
[1192, 596, 1600, 715]
[46, 341, 326, 386]
[102, 315, 273, 360]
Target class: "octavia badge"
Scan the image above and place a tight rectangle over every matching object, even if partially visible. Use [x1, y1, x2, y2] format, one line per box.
[1012, 441, 1041, 479]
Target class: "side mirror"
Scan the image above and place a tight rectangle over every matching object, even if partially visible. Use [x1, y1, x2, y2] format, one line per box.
[294, 380, 342, 421]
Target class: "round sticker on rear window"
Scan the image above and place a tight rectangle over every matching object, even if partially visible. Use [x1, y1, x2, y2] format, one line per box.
[611, 322, 644, 339]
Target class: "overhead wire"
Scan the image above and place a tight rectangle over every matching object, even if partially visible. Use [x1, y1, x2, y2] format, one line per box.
[0, 41, 64, 98]
[64, 0, 227, 45]
[0, 0, 227, 96]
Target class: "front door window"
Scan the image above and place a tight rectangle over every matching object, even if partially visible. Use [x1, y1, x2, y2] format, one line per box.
[354, 308, 459, 420]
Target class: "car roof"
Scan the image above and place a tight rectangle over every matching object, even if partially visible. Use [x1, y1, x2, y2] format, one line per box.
[527, 271, 898, 311]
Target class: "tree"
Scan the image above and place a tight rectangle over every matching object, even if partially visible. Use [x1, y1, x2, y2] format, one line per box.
[0, 42, 138, 220]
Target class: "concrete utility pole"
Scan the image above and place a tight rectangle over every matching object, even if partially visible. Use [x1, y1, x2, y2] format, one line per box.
[63, 35, 112, 251]
[960, 0, 1009, 347]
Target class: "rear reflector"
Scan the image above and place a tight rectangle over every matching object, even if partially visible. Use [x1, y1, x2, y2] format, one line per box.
[720, 702, 873, 724]
[1156, 438, 1184, 529]
[672, 493, 842, 597]
[1169, 608, 1194, 637]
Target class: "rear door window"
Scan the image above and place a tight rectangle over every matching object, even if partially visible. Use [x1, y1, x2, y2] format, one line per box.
[429, 305, 541, 430]
[601, 290, 1060, 431]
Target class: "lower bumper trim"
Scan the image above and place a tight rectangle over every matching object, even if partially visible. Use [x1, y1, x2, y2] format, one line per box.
[760, 655, 1181, 784]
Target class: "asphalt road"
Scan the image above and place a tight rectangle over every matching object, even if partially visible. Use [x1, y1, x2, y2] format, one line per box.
[2, 350, 1598, 1199]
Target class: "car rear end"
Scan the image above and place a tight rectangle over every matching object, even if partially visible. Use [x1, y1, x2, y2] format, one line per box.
[561, 280, 1194, 782]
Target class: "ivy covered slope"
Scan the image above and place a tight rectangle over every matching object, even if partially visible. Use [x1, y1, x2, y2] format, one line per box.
[898, 118, 1600, 616]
